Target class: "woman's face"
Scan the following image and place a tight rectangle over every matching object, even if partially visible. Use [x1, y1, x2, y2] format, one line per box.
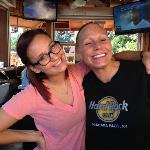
[131, 8, 140, 25]
[77, 24, 113, 70]
[27, 34, 67, 76]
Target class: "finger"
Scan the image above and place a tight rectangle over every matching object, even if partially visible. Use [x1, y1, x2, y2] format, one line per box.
[146, 67, 150, 74]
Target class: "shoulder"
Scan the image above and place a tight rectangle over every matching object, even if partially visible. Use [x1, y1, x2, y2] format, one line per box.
[83, 71, 94, 85]
[120, 60, 146, 75]
[2, 85, 38, 119]
[19, 84, 36, 96]
[4, 84, 37, 106]
[68, 62, 85, 71]
[68, 62, 89, 77]
[120, 60, 145, 69]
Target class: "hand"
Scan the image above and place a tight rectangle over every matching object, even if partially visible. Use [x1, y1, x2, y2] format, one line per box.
[142, 51, 150, 74]
[35, 131, 46, 150]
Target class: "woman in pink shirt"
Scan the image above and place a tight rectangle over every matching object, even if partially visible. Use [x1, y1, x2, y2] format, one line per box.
[0, 29, 87, 150]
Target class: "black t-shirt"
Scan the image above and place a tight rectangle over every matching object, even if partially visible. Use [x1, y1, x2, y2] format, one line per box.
[83, 60, 150, 150]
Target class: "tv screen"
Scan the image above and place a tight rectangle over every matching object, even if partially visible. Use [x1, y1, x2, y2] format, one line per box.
[113, 1, 150, 35]
[23, 0, 57, 21]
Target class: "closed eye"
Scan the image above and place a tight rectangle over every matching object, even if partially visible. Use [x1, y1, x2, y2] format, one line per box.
[38, 54, 48, 62]
[101, 38, 106, 41]
[85, 42, 92, 45]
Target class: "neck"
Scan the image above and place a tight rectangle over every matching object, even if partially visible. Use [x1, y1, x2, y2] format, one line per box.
[46, 70, 67, 85]
[93, 60, 120, 83]
[44, 69, 73, 105]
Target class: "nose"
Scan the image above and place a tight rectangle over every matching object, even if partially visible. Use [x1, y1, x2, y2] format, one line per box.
[95, 42, 102, 50]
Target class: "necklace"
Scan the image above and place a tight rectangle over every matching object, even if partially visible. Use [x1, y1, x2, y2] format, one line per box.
[46, 76, 69, 97]
[65, 77, 69, 95]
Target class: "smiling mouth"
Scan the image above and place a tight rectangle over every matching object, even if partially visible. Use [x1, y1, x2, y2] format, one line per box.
[93, 53, 106, 59]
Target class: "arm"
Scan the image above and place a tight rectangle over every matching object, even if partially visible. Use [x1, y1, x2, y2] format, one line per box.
[0, 108, 45, 149]
[72, 61, 90, 78]
[142, 52, 150, 74]
[114, 51, 150, 74]
[113, 51, 142, 61]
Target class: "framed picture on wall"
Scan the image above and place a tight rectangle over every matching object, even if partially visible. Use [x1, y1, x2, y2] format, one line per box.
[55, 31, 78, 43]
[63, 45, 75, 64]
[65, 53, 75, 64]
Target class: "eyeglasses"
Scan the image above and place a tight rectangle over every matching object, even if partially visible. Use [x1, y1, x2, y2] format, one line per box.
[30, 41, 61, 66]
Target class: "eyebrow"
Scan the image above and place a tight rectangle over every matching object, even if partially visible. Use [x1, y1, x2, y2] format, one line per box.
[35, 41, 54, 61]
[37, 53, 45, 61]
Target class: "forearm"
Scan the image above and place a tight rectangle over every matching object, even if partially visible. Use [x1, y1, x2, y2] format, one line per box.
[113, 51, 142, 61]
[0, 129, 41, 144]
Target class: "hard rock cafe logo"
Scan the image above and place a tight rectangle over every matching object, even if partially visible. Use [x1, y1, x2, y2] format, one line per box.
[89, 96, 128, 122]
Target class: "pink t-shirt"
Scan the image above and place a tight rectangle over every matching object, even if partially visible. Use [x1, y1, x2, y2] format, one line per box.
[2, 63, 88, 150]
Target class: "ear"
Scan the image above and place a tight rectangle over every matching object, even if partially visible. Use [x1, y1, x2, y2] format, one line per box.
[29, 65, 41, 73]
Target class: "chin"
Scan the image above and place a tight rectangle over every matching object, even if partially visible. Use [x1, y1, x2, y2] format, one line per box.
[90, 62, 108, 69]
[91, 65, 104, 69]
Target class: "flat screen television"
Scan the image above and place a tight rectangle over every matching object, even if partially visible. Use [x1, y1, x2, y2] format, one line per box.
[113, 1, 150, 35]
[23, 0, 57, 21]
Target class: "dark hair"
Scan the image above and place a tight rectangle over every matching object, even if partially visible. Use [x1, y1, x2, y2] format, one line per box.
[16, 29, 51, 103]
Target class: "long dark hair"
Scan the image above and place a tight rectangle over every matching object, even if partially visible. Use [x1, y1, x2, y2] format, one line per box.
[16, 29, 51, 103]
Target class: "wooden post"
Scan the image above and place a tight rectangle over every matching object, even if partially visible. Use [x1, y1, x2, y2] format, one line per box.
[0, 6, 9, 66]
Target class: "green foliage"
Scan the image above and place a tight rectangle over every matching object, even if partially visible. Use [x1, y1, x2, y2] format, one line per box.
[108, 32, 137, 53]
[10, 32, 22, 51]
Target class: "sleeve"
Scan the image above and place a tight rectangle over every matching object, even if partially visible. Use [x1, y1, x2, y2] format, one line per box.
[2, 85, 36, 120]
[68, 62, 89, 90]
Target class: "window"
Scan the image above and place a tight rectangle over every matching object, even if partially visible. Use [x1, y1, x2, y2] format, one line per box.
[108, 31, 138, 53]
[10, 26, 24, 66]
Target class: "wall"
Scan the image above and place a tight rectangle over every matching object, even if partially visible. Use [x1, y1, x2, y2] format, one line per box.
[0, 6, 9, 66]
[57, 5, 113, 20]
[141, 33, 150, 51]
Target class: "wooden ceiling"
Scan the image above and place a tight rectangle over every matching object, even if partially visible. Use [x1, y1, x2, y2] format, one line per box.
[59, 0, 137, 8]
[9, 0, 137, 17]
[9, 0, 137, 30]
